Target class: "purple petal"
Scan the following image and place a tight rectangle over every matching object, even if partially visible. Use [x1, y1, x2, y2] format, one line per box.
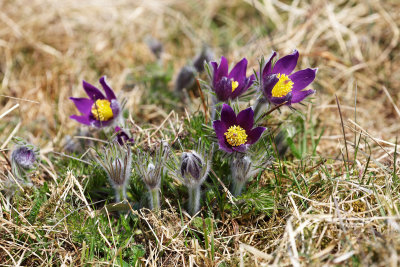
[70, 115, 91, 125]
[215, 56, 229, 83]
[213, 120, 233, 153]
[99, 76, 117, 100]
[262, 51, 277, 76]
[261, 74, 279, 98]
[220, 104, 237, 127]
[272, 50, 299, 75]
[214, 77, 231, 102]
[269, 92, 292, 106]
[69, 97, 93, 115]
[232, 144, 248, 153]
[82, 80, 105, 100]
[228, 58, 247, 82]
[237, 107, 254, 131]
[290, 68, 317, 92]
[231, 74, 255, 99]
[247, 127, 266, 144]
[91, 119, 114, 128]
[291, 89, 315, 104]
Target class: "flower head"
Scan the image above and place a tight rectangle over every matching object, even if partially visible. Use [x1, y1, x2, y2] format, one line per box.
[210, 56, 255, 102]
[115, 127, 134, 146]
[12, 146, 37, 170]
[193, 46, 214, 73]
[260, 50, 317, 106]
[70, 76, 121, 128]
[213, 104, 266, 153]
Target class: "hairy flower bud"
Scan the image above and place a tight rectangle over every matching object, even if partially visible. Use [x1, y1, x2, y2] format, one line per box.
[175, 65, 196, 92]
[94, 143, 132, 202]
[193, 46, 214, 73]
[180, 151, 204, 186]
[12, 146, 36, 169]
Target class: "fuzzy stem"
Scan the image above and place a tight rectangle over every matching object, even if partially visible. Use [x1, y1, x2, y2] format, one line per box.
[231, 178, 246, 197]
[149, 188, 160, 210]
[210, 96, 219, 122]
[254, 97, 269, 121]
[115, 185, 126, 202]
[188, 186, 201, 215]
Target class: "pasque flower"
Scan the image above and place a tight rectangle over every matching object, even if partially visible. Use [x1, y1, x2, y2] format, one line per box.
[260, 50, 317, 106]
[210, 56, 255, 102]
[213, 104, 265, 153]
[70, 76, 120, 128]
[94, 143, 132, 202]
[135, 142, 169, 210]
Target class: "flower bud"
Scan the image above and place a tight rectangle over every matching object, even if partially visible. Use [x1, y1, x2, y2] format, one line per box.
[115, 126, 134, 146]
[181, 151, 203, 182]
[12, 146, 36, 169]
[175, 65, 196, 92]
[145, 36, 163, 59]
[192, 46, 214, 73]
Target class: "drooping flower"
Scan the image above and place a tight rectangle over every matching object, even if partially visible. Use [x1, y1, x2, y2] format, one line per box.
[210, 56, 255, 102]
[70, 76, 120, 128]
[213, 104, 266, 153]
[115, 126, 134, 145]
[260, 50, 317, 106]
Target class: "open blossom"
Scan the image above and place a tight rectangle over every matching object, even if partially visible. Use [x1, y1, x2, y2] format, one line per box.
[260, 50, 317, 106]
[70, 76, 120, 128]
[213, 104, 265, 153]
[210, 56, 255, 102]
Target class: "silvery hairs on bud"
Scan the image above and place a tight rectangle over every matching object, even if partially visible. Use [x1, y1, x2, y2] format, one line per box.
[94, 142, 132, 202]
[135, 141, 169, 210]
[136, 141, 169, 190]
[10, 139, 39, 184]
[180, 150, 210, 188]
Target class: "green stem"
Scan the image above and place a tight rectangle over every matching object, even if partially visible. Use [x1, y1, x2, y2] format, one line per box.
[188, 186, 201, 215]
[150, 188, 160, 210]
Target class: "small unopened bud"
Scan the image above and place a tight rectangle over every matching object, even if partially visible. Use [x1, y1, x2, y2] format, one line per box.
[192, 47, 214, 73]
[180, 151, 204, 186]
[145, 36, 163, 59]
[175, 65, 196, 92]
[12, 146, 36, 169]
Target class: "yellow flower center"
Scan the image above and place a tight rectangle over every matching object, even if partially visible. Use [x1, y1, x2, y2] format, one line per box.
[224, 125, 248, 147]
[91, 99, 114, 121]
[271, 73, 294, 98]
[231, 80, 239, 92]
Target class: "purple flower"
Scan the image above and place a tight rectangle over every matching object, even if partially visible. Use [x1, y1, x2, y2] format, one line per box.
[70, 76, 120, 128]
[210, 56, 255, 102]
[260, 50, 317, 106]
[115, 126, 134, 145]
[11, 146, 36, 169]
[213, 104, 266, 153]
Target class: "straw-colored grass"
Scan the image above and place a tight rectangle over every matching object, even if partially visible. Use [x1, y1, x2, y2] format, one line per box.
[1, 0, 399, 265]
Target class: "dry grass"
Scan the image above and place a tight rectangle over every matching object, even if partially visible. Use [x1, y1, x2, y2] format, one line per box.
[1, 0, 400, 266]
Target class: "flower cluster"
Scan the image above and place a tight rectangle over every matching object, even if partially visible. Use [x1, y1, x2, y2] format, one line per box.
[65, 49, 316, 215]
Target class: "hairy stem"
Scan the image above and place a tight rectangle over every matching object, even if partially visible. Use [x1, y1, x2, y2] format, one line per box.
[115, 185, 126, 202]
[231, 179, 246, 197]
[188, 186, 201, 215]
[149, 188, 160, 210]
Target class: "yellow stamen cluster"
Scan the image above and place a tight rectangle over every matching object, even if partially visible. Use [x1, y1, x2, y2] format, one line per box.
[224, 125, 248, 147]
[231, 80, 239, 92]
[91, 99, 114, 121]
[271, 73, 294, 97]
